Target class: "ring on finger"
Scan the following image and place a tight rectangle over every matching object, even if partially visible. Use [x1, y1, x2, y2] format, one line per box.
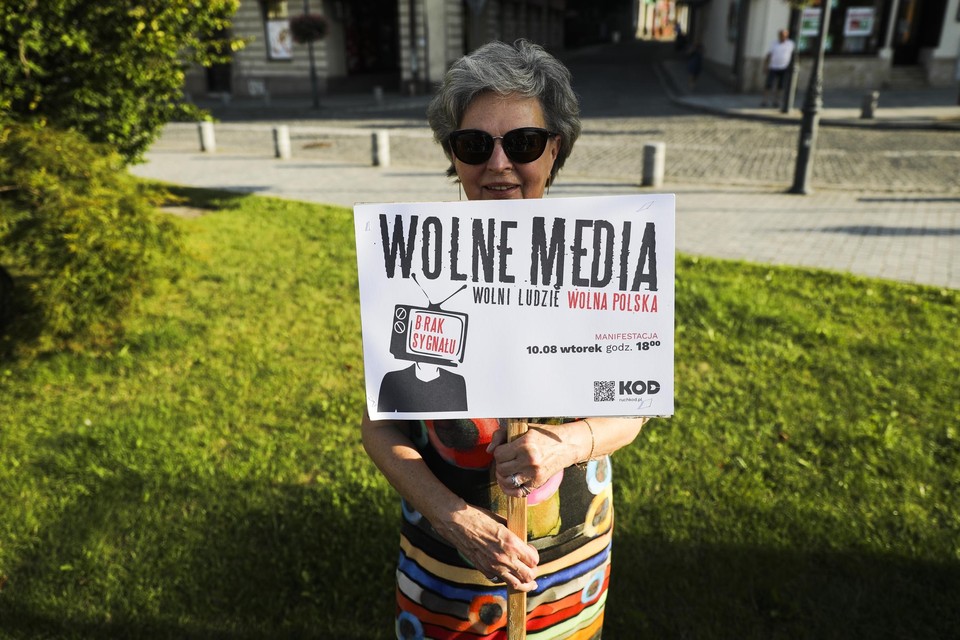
[520, 484, 531, 497]
[510, 473, 523, 488]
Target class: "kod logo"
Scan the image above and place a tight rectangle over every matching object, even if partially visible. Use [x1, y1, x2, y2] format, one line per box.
[619, 380, 661, 395]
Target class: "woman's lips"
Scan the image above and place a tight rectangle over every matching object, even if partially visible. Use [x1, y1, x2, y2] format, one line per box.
[483, 183, 520, 197]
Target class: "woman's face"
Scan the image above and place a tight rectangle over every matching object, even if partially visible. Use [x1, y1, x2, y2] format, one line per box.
[453, 92, 560, 201]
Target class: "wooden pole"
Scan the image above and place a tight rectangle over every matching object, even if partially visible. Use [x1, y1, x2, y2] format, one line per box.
[506, 419, 529, 640]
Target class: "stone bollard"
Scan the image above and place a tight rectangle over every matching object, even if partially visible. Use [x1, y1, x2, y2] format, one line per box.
[198, 121, 216, 153]
[373, 85, 384, 106]
[273, 125, 291, 159]
[641, 142, 666, 188]
[372, 130, 390, 167]
[861, 91, 879, 119]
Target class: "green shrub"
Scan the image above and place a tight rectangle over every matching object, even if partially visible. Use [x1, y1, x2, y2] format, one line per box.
[0, 0, 241, 163]
[0, 122, 181, 354]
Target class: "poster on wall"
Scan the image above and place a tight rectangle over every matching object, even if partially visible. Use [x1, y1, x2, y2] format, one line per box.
[354, 195, 676, 421]
[266, 19, 293, 60]
[800, 7, 822, 36]
[844, 7, 875, 36]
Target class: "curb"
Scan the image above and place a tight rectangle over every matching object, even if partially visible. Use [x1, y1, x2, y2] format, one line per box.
[653, 61, 960, 132]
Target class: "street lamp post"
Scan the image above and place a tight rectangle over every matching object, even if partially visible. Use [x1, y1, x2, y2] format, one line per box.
[304, 0, 320, 109]
[790, 0, 831, 194]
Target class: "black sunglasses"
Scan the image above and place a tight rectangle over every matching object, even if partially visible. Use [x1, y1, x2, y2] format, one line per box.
[447, 127, 558, 165]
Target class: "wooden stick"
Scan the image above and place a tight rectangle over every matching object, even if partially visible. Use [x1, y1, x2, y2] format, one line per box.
[506, 419, 529, 640]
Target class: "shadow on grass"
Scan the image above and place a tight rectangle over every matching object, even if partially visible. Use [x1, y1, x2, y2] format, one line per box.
[0, 269, 45, 362]
[6, 479, 960, 640]
[607, 531, 960, 639]
[146, 183, 256, 211]
[3, 456, 958, 639]
[0, 470, 398, 640]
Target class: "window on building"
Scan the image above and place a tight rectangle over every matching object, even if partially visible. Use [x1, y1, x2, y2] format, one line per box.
[798, 0, 888, 55]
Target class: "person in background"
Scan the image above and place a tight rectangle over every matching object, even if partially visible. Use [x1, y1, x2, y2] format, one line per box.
[762, 28, 795, 107]
[361, 39, 650, 639]
[674, 20, 687, 52]
[687, 41, 704, 90]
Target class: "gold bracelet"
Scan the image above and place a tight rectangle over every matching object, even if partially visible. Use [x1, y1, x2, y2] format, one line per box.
[583, 419, 596, 461]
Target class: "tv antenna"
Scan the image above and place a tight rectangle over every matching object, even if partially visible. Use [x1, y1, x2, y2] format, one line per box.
[411, 274, 467, 310]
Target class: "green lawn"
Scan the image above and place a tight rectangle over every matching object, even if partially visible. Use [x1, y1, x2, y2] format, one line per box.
[1, 187, 957, 639]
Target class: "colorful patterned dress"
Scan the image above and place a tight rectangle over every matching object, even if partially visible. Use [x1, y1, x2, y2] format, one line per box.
[395, 418, 614, 640]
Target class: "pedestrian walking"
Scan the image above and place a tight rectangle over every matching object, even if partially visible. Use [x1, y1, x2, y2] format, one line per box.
[687, 42, 704, 90]
[674, 20, 687, 51]
[762, 28, 795, 107]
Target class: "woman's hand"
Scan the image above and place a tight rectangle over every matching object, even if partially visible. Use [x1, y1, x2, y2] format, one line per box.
[433, 503, 540, 592]
[487, 417, 649, 496]
[361, 412, 539, 590]
[487, 424, 580, 497]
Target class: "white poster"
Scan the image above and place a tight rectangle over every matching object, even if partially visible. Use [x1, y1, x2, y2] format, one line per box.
[800, 8, 822, 36]
[266, 19, 292, 61]
[355, 195, 675, 421]
[844, 7, 874, 36]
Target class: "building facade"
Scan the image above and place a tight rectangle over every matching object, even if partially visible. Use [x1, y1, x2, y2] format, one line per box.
[184, 0, 567, 100]
[667, 0, 960, 91]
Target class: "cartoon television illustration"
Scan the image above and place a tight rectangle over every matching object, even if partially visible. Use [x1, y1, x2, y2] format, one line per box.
[378, 278, 470, 413]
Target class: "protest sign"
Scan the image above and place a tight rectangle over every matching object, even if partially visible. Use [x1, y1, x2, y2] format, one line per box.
[355, 194, 675, 421]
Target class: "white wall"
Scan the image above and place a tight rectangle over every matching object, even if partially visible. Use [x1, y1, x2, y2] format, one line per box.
[928, 0, 960, 84]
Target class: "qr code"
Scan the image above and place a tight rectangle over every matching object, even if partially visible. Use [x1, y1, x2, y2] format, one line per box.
[594, 380, 616, 402]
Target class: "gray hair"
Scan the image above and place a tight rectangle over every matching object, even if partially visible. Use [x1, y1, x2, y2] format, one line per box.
[426, 39, 582, 186]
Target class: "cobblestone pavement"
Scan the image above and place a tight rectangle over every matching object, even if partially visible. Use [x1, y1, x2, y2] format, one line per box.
[152, 115, 960, 194]
[137, 41, 960, 289]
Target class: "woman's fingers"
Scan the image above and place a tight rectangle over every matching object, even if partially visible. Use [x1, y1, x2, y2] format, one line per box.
[441, 504, 540, 589]
[493, 549, 539, 591]
[492, 426, 568, 494]
[496, 470, 533, 496]
[502, 570, 538, 592]
[484, 425, 508, 453]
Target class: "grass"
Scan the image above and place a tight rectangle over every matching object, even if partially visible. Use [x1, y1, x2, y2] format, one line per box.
[0, 186, 958, 639]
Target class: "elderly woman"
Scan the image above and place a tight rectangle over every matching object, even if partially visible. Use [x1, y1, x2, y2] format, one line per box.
[361, 39, 648, 639]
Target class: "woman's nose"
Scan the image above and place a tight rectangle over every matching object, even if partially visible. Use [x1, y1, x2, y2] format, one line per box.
[486, 139, 512, 170]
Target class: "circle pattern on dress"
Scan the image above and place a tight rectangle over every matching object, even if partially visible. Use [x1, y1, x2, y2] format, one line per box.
[581, 567, 606, 605]
[586, 456, 612, 494]
[396, 611, 424, 640]
[583, 485, 613, 537]
[401, 498, 422, 525]
[468, 594, 507, 632]
[424, 418, 503, 468]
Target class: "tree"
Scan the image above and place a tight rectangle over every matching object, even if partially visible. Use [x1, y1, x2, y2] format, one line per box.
[0, 0, 243, 164]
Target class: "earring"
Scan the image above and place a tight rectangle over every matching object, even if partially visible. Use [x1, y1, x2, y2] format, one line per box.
[458, 182, 463, 201]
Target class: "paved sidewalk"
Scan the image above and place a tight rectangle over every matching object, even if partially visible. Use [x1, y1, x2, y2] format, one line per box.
[657, 58, 960, 131]
[133, 149, 959, 290]
[133, 43, 960, 290]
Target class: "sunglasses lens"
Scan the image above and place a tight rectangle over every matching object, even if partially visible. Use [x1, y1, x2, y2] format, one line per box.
[451, 131, 493, 164]
[449, 128, 555, 165]
[502, 129, 549, 163]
